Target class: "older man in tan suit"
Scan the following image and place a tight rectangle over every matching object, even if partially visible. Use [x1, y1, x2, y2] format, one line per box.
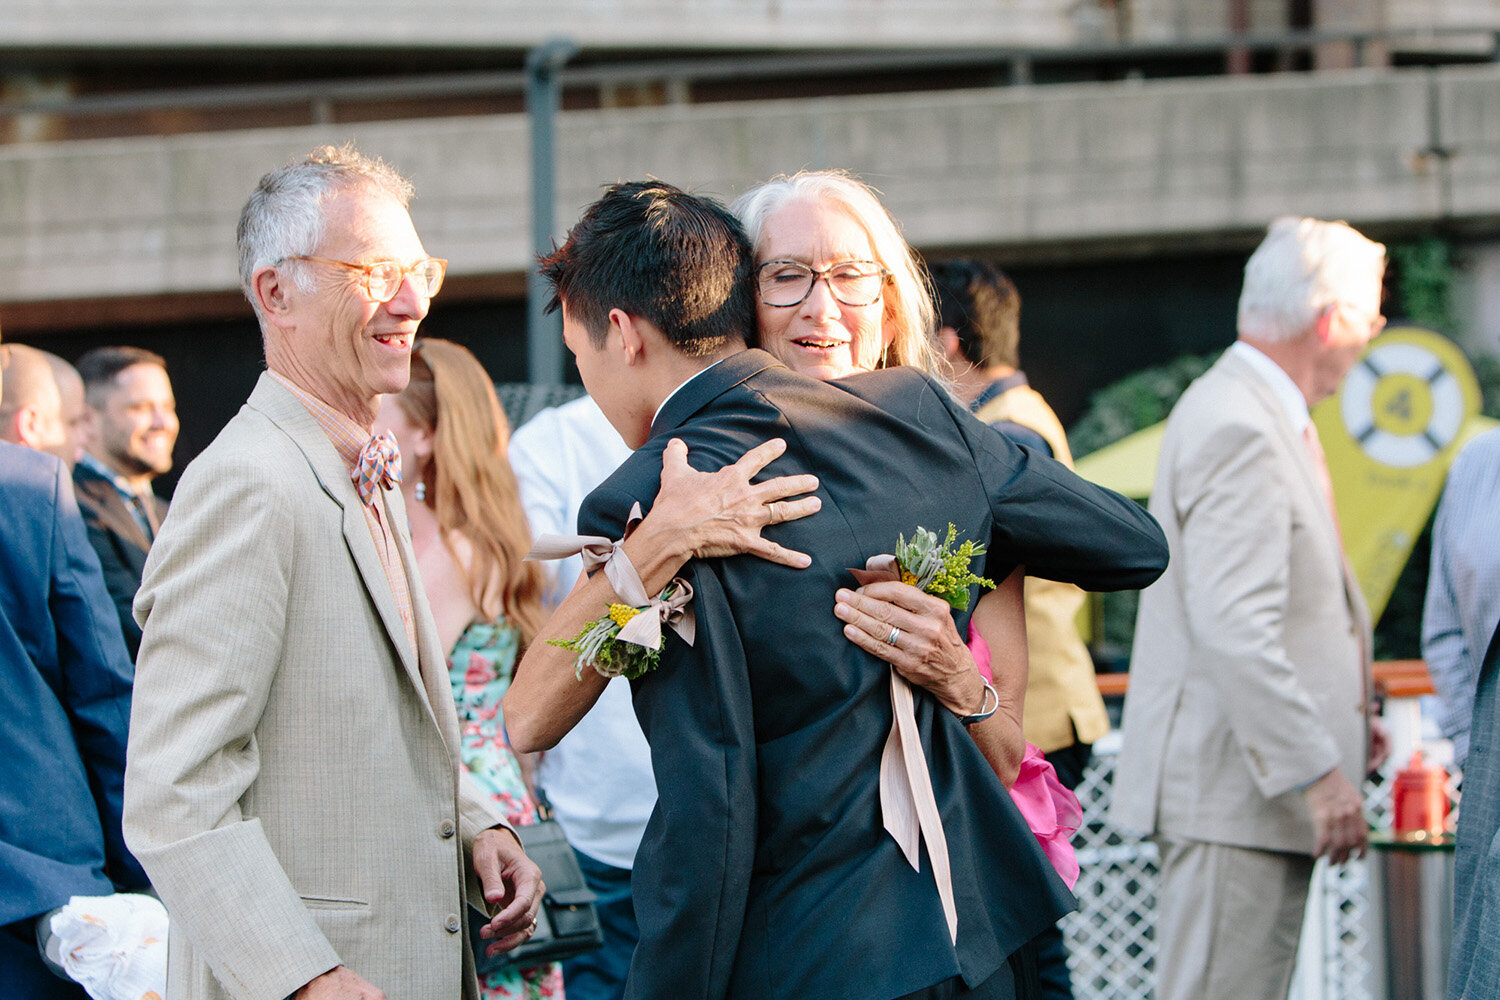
[1112, 217, 1388, 1000]
[123, 145, 542, 1000]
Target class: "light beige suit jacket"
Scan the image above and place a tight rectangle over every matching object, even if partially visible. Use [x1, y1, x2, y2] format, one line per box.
[124, 374, 508, 1000]
[1111, 349, 1371, 855]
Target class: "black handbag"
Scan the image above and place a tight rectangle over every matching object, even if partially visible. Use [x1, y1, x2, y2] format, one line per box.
[471, 814, 603, 974]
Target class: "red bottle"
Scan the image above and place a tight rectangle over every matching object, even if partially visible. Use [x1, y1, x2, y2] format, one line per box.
[1392, 750, 1449, 839]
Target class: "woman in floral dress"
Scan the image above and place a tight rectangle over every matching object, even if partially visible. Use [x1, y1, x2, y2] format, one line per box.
[377, 338, 561, 1000]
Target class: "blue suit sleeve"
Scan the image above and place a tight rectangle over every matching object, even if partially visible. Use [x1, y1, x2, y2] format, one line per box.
[581, 485, 758, 1000]
[48, 463, 147, 890]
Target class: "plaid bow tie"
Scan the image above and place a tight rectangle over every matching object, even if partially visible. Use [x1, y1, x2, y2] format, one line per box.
[353, 430, 402, 506]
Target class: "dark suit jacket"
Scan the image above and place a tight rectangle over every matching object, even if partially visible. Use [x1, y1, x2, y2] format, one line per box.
[72, 462, 166, 659]
[0, 441, 146, 926]
[578, 351, 1168, 1000]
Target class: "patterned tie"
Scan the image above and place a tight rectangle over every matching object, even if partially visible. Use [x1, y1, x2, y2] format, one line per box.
[353, 431, 402, 506]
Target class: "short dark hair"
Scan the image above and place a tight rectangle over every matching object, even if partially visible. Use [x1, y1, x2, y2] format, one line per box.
[76, 346, 169, 408]
[929, 259, 1021, 369]
[538, 180, 755, 358]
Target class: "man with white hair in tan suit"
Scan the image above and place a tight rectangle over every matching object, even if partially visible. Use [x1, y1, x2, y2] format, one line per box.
[123, 145, 543, 1000]
[1112, 216, 1390, 1000]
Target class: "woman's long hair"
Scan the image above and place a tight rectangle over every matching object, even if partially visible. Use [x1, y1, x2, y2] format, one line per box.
[396, 338, 545, 646]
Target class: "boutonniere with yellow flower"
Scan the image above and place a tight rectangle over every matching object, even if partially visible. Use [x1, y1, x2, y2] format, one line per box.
[851, 524, 995, 610]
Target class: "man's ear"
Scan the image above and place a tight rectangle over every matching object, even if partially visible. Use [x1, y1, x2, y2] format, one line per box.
[252, 265, 296, 331]
[608, 308, 647, 365]
[13, 405, 44, 451]
[1, 407, 24, 447]
[1312, 304, 1337, 345]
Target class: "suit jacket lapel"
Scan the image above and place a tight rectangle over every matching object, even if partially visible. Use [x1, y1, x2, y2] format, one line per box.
[75, 467, 152, 554]
[650, 349, 784, 438]
[247, 375, 434, 711]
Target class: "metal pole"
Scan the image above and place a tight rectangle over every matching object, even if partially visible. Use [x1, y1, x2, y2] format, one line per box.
[526, 38, 577, 386]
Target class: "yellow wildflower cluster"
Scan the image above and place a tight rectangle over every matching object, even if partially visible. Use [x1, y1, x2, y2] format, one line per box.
[608, 604, 642, 629]
[894, 523, 995, 611]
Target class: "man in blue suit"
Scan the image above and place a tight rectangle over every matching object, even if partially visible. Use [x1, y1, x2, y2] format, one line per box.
[0, 333, 147, 998]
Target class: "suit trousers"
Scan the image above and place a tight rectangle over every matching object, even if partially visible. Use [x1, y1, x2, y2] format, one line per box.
[1154, 836, 1315, 1000]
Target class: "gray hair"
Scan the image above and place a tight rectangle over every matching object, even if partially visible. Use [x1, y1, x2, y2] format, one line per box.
[1237, 216, 1386, 343]
[236, 143, 415, 321]
[731, 170, 945, 379]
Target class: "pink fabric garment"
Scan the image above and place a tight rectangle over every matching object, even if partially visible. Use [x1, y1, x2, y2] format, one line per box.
[967, 624, 1082, 889]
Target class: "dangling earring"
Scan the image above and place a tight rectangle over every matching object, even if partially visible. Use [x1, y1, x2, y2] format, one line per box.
[414, 479, 427, 503]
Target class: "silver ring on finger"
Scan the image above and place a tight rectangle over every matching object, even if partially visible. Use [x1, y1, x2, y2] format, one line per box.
[886, 626, 901, 647]
[767, 500, 781, 523]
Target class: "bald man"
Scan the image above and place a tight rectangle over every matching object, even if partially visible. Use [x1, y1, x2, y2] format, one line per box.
[0, 344, 69, 461]
[0, 329, 145, 1000]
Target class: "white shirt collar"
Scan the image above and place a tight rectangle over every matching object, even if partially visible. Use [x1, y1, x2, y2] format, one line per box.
[651, 358, 728, 430]
[1230, 340, 1310, 433]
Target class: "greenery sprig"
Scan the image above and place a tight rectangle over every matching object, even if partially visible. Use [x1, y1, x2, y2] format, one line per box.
[895, 524, 995, 611]
[549, 581, 687, 680]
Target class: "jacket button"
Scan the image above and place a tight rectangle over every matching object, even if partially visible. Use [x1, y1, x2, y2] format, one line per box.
[439, 819, 456, 839]
[445, 913, 461, 933]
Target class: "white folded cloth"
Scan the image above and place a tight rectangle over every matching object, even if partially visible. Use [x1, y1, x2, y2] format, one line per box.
[47, 893, 168, 1000]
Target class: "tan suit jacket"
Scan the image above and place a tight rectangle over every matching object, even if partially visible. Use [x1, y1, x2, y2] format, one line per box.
[1111, 349, 1371, 855]
[124, 374, 507, 1000]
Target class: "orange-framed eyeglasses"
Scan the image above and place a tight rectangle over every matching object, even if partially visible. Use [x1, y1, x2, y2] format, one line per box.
[283, 255, 448, 303]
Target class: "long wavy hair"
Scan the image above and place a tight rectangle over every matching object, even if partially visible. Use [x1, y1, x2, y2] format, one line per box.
[396, 338, 545, 646]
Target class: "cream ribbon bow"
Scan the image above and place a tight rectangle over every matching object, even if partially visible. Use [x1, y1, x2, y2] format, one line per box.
[849, 555, 959, 944]
[525, 503, 696, 651]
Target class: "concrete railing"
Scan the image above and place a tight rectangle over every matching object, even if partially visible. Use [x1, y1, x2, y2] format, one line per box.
[0, 0, 1081, 50]
[2, 63, 1498, 309]
[8, 1, 1496, 52]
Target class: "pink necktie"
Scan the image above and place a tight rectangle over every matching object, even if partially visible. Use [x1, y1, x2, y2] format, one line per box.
[1304, 422, 1369, 683]
[353, 431, 402, 506]
[1302, 423, 1342, 543]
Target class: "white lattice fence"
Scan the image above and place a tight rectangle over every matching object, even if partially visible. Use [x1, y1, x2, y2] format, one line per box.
[1063, 737, 1452, 1000]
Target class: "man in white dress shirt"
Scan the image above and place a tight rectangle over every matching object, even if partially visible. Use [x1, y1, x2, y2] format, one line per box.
[509, 394, 647, 1000]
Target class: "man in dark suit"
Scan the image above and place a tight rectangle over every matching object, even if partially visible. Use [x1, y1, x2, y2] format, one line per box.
[73, 347, 177, 658]
[0, 333, 147, 998]
[510, 181, 1168, 1000]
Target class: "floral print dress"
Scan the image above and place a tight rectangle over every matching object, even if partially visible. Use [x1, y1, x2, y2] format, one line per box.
[449, 619, 564, 1000]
